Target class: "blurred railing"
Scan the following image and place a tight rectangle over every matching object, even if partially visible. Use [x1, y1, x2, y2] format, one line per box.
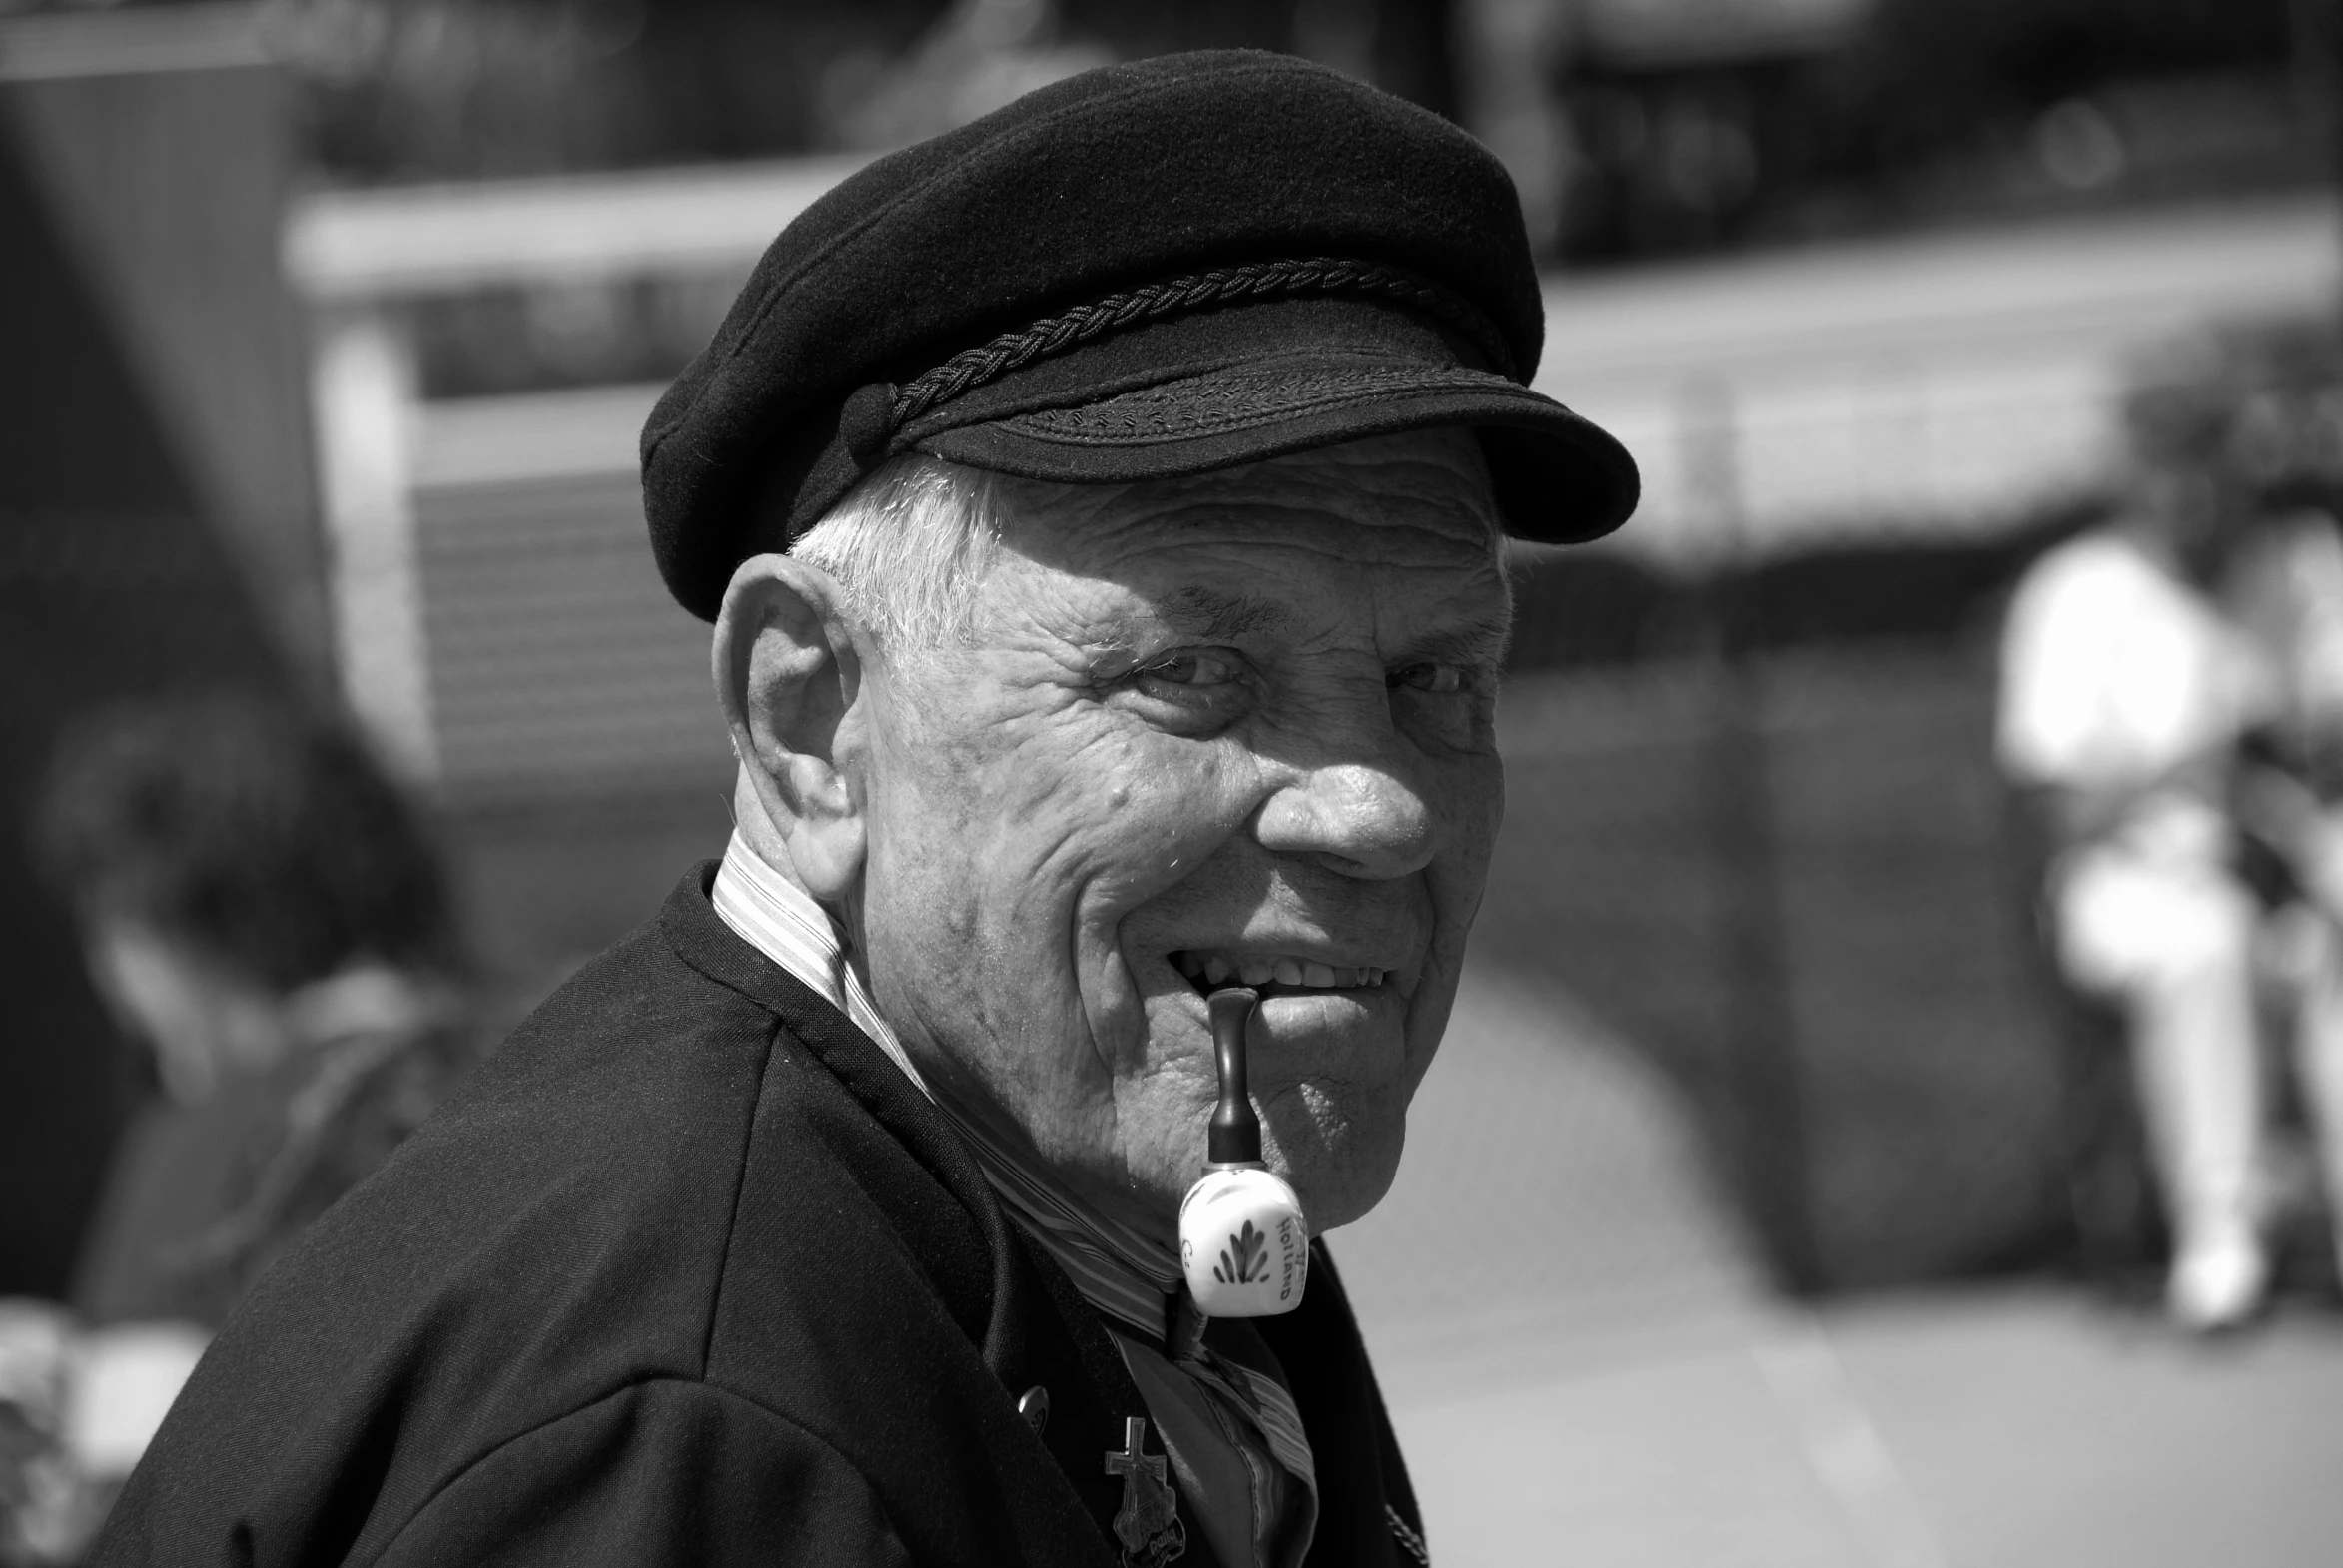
[287, 159, 865, 791]
[1545, 199, 2341, 561]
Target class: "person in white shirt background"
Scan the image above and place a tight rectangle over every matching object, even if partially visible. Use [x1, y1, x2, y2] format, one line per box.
[2000, 342, 2343, 1332]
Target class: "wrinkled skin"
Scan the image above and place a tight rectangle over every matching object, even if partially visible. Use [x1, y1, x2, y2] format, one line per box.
[717, 429, 1510, 1250]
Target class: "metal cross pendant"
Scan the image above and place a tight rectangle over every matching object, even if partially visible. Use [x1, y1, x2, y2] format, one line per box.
[1102, 1416, 1186, 1568]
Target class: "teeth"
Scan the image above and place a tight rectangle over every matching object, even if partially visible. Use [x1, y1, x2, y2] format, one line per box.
[1173, 953, 1393, 990]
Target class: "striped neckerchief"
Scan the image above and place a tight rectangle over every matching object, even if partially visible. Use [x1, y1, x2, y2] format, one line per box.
[709, 834, 1319, 1566]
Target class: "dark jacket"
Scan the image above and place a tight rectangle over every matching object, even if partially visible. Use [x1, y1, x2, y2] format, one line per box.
[91, 868, 1426, 1567]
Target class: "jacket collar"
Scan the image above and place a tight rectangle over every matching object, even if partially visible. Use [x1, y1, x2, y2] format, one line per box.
[657, 863, 1418, 1567]
[657, 865, 1193, 1562]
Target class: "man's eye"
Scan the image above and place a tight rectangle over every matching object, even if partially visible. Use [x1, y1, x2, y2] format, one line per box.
[1392, 662, 1467, 694]
[1139, 648, 1246, 688]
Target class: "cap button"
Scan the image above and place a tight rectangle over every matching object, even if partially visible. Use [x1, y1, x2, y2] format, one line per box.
[1016, 1384, 1050, 1434]
[838, 381, 899, 467]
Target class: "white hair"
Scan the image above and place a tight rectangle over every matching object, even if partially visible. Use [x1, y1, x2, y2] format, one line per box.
[789, 454, 1006, 652]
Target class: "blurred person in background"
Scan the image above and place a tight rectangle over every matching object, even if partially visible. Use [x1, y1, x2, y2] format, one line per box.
[2223, 499, 2343, 1302]
[0, 693, 479, 1562]
[1997, 357, 2271, 1332]
[2214, 319, 2343, 1303]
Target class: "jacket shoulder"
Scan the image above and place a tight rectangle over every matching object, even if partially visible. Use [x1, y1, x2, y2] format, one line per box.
[102, 900, 794, 1563]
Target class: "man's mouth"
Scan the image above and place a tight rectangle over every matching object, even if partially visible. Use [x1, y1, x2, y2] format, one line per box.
[1169, 951, 1388, 996]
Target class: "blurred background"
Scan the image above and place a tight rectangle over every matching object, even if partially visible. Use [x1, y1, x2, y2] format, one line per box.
[3, 0, 2341, 1562]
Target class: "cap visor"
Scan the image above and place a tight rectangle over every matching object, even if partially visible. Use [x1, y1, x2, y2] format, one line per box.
[913, 357, 1639, 545]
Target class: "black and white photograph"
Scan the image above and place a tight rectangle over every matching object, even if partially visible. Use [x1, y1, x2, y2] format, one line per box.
[2, 0, 2340, 1563]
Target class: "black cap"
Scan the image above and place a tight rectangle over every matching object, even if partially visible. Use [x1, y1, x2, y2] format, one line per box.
[641, 49, 1640, 621]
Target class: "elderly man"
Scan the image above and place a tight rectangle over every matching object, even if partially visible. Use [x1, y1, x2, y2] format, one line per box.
[93, 51, 1635, 1568]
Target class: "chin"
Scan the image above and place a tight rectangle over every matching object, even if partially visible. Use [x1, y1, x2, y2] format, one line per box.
[1257, 1079, 1408, 1233]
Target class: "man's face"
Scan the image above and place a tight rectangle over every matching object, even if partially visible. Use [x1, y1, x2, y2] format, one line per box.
[850, 429, 1509, 1239]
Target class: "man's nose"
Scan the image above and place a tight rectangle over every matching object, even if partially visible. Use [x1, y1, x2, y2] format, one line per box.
[1251, 754, 1437, 881]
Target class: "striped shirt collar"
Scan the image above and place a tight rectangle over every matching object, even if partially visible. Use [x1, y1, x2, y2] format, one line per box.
[709, 831, 1180, 1338]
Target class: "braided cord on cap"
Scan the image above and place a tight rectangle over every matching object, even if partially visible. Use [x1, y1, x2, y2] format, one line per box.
[887, 256, 1512, 429]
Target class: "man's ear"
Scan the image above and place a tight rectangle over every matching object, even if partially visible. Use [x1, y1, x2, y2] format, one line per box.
[712, 553, 869, 902]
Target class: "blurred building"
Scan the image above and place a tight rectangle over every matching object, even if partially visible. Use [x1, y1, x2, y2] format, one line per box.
[1549, 0, 2330, 261]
